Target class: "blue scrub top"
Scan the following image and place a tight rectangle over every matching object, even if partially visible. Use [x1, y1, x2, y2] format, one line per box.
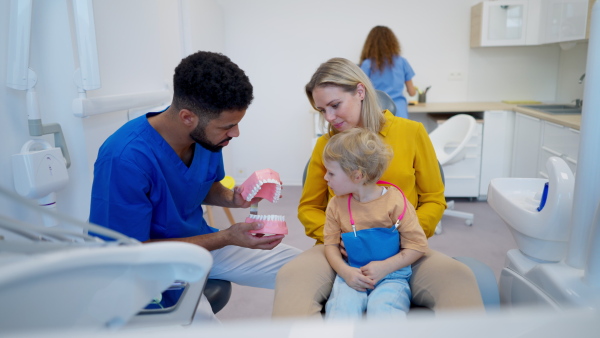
[361, 56, 415, 119]
[90, 112, 223, 242]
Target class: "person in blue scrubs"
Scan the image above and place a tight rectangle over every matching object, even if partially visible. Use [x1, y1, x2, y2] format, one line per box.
[90, 51, 301, 321]
[359, 26, 417, 119]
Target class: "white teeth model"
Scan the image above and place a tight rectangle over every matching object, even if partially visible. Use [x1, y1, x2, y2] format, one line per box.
[240, 169, 283, 203]
[247, 214, 285, 222]
[246, 213, 288, 236]
[244, 179, 282, 202]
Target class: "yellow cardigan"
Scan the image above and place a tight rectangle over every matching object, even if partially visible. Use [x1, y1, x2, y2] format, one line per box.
[299, 111, 446, 243]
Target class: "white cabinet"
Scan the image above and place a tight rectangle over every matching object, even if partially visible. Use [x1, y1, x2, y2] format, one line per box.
[511, 113, 542, 178]
[537, 121, 580, 177]
[471, 1, 535, 47]
[471, 0, 592, 47]
[510, 113, 580, 179]
[539, 0, 590, 44]
[480, 110, 515, 198]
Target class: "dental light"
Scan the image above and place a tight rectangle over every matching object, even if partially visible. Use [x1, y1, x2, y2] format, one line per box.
[6, 0, 34, 91]
[72, 0, 101, 91]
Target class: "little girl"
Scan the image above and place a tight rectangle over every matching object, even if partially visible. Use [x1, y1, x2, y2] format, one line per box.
[322, 128, 428, 319]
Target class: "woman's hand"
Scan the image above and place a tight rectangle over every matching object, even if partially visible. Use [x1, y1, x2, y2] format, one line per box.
[339, 238, 348, 258]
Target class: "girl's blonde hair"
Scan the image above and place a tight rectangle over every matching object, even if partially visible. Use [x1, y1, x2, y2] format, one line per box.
[305, 57, 385, 136]
[323, 128, 393, 185]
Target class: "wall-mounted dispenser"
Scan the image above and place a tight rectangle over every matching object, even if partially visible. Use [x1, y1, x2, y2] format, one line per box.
[12, 140, 69, 227]
[12, 140, 69, 200]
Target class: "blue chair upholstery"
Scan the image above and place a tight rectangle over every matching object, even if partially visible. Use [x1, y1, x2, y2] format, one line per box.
[453, 256, 500, 308]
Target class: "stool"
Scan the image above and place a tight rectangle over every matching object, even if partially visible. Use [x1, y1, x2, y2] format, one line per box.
[205, 176, 236, 227]
[204, 279, 232, 314]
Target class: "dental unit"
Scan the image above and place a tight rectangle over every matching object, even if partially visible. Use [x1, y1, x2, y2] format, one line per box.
[239, 169, 287, 236]
[0, 185, 212, 332]
[487, 2, 600, 311]
[6, 0, 72, 220]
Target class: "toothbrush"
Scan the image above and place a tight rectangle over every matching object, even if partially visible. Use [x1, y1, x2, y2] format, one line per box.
[250, 203, 258, 215]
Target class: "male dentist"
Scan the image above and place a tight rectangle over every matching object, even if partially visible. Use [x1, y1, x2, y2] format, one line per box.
[90, 51, 300, 321]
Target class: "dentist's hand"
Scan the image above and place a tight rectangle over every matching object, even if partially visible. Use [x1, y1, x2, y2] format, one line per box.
[232, 185, 262, 208]
[225, 221, 284, 250]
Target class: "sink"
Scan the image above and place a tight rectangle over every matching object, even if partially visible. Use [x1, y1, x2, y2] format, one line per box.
[518, 104, 582, 115]
[539, 108, 581, 114]
[487, 157, 575, 262]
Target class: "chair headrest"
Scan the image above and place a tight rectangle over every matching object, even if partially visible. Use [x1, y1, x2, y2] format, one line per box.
[375, 90, 397, 116]
[429, 114, 477, 166]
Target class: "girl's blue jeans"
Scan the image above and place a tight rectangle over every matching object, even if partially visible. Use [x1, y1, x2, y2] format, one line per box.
[325, 268, 412, 320]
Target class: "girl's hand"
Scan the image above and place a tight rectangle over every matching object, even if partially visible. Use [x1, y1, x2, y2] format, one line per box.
[360, 261, 393, 285]
[340, 267, 375, 292]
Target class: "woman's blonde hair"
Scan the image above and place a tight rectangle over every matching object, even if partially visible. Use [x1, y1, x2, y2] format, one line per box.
[305, 57, 385, 136]
[323, 128, 393, 185]
[359, 26, 401, 72]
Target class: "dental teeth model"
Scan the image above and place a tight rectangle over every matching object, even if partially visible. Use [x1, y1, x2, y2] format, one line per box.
[246, 214, 288, 236]
[240, 169, 287, 236]
[240, 168, 282, 203]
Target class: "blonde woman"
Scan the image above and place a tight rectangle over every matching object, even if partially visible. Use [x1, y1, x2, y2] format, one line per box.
[273, 57, 484, 318]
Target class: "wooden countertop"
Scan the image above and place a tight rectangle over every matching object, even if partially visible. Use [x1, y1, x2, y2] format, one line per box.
[408, 102, 581, 130]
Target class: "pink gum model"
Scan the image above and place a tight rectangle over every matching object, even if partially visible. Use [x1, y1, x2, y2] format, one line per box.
[239, 169, 282, 203]
[246, 215, 288, 236]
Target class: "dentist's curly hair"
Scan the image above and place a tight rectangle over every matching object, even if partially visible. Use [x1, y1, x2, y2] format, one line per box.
[323, 128, 392, 185]
[172, 51, 253, 120]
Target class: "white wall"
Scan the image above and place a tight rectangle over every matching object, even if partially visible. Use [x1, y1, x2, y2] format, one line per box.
[0, 0, 224, 223]
[1, 0, 589, 224]
[556, 42, 588, 103]
[218, 0, 588, 185]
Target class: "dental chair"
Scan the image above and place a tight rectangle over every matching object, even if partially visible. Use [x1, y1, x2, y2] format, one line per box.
[303, 90, 498, 312]
[376, 89, 397, 115]
[0, 186, 219, 333]
[375, 94, 497, 308]
[376, 91, 475, 234]
[429, 114, 477, 234]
